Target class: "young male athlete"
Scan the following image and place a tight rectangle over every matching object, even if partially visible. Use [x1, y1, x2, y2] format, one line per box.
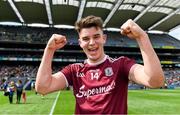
[35, 15, 164, 114]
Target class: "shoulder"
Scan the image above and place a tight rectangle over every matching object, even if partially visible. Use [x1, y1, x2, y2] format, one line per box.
[107, 56, 128, 63]
[62, 63, 85, 71]
[71, 63, 85, 68]
[107, 56, 135, 70]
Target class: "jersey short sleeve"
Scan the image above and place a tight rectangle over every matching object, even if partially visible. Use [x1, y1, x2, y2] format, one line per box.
[121, 57, 136, 79]
[60, 64, 75, 86]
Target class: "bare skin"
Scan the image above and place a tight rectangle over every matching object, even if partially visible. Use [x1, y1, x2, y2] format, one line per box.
[121, 19, 164, 88]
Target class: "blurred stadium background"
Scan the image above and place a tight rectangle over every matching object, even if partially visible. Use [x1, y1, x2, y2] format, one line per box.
[0, 0, 180, 114]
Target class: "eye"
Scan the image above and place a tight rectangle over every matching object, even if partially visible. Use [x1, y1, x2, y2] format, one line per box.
[94, 35, 100, 40]
[82, 37, 89, 42]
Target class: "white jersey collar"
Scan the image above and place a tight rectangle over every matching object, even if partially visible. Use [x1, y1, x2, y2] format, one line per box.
[85, 55, 108, 66]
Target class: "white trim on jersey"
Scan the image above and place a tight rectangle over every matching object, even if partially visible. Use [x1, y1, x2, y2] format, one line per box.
[85, 55, 108, 66]
[59, 72, 69, 87]
[108, 56, 125, 63]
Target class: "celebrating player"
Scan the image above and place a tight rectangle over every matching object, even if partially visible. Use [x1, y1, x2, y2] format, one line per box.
[35, 15, 164, 114]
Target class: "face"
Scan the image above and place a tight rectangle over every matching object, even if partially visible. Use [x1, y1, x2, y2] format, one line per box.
[78, 27, 106, 63]
[10, 81, 14, 85]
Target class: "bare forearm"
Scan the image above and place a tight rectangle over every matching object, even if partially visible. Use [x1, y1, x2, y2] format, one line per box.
[121, 19, 164, 88]
[35, 47, 55, 93]
[137, 34, 164, 87]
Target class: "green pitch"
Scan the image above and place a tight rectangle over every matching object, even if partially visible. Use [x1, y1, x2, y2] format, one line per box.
[128, 89, 180, 114]
[0, 91, 58, 114]
[0, 89, 180, 114]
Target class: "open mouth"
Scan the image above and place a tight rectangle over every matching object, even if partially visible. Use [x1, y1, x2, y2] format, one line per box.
[88, 48, 98, 54]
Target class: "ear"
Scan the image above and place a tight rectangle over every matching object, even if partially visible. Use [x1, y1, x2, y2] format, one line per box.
[103, 34, 107, 44]
[78, 39, 82, 48]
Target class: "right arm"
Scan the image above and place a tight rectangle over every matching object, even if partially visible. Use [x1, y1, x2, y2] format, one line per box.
[35, 34, 67, 95]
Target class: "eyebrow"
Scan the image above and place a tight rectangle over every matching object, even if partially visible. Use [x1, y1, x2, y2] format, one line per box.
[93, 33, 101, 37]
[81, 33, 101, 39]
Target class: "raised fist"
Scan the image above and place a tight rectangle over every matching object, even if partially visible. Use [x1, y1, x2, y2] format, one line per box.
[46, 34, 67, 51]
[120, 19, 148, 40]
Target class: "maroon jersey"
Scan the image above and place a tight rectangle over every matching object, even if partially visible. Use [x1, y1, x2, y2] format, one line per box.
[61, 55, 135, 114]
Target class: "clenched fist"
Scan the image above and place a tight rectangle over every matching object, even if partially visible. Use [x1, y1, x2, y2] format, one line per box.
[120, 19, 148, 40]
[46, 34, 67, 51]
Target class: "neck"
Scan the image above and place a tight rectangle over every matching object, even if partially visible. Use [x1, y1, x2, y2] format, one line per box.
[87, 54, 106, 65]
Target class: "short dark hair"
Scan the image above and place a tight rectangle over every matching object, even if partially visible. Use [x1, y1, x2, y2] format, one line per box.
[75, 15, 103, 33]
[18, 80, 22, 84]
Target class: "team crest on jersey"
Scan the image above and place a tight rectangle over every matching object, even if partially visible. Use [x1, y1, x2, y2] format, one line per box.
[105, 67, 113, 77]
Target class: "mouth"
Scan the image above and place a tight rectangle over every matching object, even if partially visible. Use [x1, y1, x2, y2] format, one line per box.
[88, 48, 98, 54]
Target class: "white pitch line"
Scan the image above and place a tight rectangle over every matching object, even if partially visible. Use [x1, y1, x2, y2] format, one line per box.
[49, 91, 60, 115]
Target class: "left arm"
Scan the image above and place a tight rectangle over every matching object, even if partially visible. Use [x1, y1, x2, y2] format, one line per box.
[121, 19, 165, 88]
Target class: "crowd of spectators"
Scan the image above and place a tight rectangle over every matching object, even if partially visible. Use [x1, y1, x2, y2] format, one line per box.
[0, 65, 38, 81]
[0, 25, 78, 44]
[164, 68, 180, 88]
[1, 25, 180, 48]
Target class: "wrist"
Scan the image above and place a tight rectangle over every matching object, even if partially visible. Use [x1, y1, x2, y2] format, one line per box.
[45, 46, 56, 53]
[136, 33, 149, 42]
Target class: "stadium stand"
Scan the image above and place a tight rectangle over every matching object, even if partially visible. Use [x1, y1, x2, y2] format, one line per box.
[164, 68, 180, 88]
[1, 25, 180, 48]
[0, 0, 180, 90]
[0, 25, 179, 89]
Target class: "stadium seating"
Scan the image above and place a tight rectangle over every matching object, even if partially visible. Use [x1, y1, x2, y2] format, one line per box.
[0, 25, 179, 90]
[1, 25, 180, 48]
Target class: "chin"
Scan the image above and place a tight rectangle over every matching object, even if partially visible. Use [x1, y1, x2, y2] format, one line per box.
[88, 55, 99, 61]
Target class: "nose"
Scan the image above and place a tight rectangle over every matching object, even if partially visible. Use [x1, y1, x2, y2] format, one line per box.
[89, 38, 95, 45]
